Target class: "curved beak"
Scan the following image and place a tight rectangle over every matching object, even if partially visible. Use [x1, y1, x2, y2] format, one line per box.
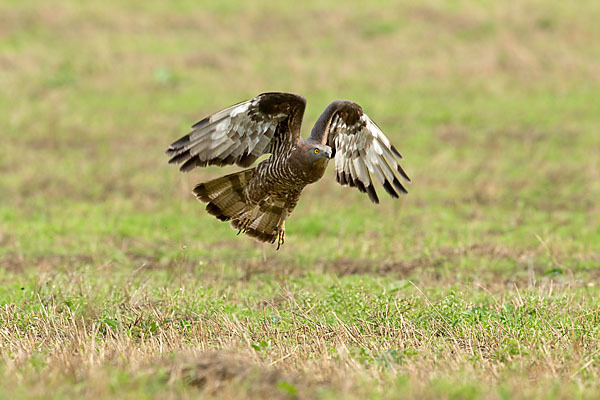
[326, 149, 333, 159]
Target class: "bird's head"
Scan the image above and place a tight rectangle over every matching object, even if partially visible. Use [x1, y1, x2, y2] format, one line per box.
[290, 141, 333, 183]
[304, 142, 333, 163]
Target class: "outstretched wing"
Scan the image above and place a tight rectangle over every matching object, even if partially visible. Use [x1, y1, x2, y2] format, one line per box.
[166, 92, 306, 171]
[312, 100, 410, 204]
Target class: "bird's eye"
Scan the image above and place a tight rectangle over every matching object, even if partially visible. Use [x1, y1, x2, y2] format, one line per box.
[314, 148, 319, 154]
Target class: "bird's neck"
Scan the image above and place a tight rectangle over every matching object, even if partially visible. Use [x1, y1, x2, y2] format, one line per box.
[309, 102, 338, 144]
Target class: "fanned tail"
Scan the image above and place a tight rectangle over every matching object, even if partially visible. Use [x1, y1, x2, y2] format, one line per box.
[231, 199, 287, 244]
[193, 169, 286, 244]
[193, 169, 255, 221]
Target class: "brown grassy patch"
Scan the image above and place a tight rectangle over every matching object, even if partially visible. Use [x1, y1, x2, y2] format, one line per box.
[408, 5, 484, 33]
[3, 284, 599, 398]
[170, 351, 305, 398]
[323, 258, 418, 277]
[0, 253, 95, 273]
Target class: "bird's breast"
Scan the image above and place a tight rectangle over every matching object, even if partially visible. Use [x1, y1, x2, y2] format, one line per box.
[302, 158, 329, 184]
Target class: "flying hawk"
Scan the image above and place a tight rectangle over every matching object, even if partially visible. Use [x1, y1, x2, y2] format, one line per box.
[166, 92, 410, 249]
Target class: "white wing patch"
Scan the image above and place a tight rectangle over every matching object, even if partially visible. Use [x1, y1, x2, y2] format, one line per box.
[330, 112, 410, 203]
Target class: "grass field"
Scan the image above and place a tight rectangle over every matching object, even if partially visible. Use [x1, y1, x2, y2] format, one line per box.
[1, 0, 600, 398]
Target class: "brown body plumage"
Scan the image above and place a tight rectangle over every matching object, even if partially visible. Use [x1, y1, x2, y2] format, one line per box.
[166, 92, 410, 249]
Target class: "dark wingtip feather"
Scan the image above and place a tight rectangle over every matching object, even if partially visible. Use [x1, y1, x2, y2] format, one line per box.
[392, 176, 408, 194]
[382, 180, 399, 199]
[365, 184, 380, 204]
[180, 155, 207, 172]
[168, 134, 191, 150]
[348, 174, 356, 187]
[191, 117, 210, 129]
[167, 149, 191, 165]
[208, 157, 238, 167]
[397, 165, 411, 182]
[355, 180, 367, 193]
[340, 171, 348, 186]
[390, 145, 403, 160]
[336, 171, 351, 186]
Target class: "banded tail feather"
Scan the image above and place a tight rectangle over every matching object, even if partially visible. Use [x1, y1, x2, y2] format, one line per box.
[193, 169, 255, 222]
[231, 200, 286, 244]
[193, 169, 286, 244]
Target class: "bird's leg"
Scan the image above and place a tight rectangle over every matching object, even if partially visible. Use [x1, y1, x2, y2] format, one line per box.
[237, 209, 254, 234]
[276, 220, 286, 250]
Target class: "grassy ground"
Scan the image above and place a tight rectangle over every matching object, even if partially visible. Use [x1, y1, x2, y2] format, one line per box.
[1, 0, 600, 398]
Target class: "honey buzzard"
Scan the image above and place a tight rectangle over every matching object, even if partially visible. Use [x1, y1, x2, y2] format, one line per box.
[166, 92, 410, 249]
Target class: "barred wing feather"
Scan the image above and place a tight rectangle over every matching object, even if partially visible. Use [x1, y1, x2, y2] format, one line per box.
[166, 92, 306, 171]
[327, 102, 410, 204]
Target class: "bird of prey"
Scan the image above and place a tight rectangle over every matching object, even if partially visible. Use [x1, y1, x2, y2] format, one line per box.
[166, 92, 410, 249]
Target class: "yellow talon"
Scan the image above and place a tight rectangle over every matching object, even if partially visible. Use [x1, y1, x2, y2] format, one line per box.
[276, 220, 286, 250]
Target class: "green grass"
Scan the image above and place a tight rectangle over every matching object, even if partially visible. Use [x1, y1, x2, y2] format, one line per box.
[1, 0, 600, 398]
